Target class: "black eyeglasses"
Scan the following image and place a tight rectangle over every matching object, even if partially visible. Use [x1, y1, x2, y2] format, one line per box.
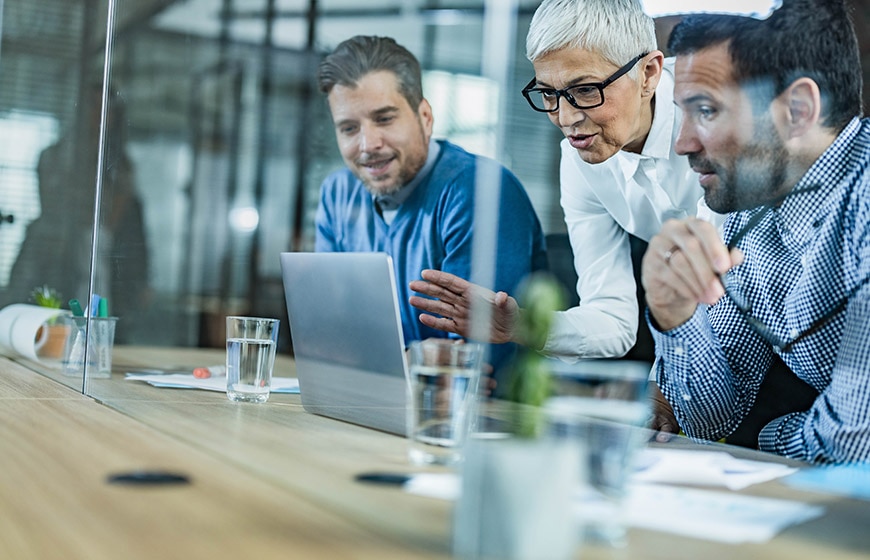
[521, 53, 648, 113]
[719, 185, 847, 353]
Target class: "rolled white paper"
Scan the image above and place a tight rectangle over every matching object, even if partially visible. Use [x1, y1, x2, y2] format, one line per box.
[0, 304, 70, 360]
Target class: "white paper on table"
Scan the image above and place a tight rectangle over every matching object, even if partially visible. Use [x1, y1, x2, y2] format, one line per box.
[625, 483, 824, 544]
[402, 448, 819, 545]
[405, 473, 461, 501]
[0, 304, 69, 361]
[125, 373, 300, 393]
[404, 473, 822, 544]
[405, 448, 797, 498]
[632, 448, 798, 490]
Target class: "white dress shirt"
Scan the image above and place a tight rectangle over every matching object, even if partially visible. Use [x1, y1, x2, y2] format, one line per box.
[542, 59, 721, 359]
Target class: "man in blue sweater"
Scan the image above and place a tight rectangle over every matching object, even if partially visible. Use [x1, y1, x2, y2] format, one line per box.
[315, 35, 547, 379]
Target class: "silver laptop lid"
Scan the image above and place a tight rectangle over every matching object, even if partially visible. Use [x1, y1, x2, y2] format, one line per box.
[279, 252, 409, 435]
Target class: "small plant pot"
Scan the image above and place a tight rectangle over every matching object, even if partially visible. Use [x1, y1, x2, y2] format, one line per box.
[453, 435, 579, 560]
[35, 323, 71, 359]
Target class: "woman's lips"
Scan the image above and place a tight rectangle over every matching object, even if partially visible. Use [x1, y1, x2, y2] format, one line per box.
[568, 133, 596, 150]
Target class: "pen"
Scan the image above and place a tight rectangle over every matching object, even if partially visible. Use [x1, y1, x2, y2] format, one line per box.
[107, 470, 191, 486]
[90, 294, 101, 317]
[69, 299, 84, 317]
[192, 365, 226, 379]
[354, 472, 412, 486]
[97, 297, 108, 318]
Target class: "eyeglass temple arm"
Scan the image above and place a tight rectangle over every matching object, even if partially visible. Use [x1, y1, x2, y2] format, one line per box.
[521, 77, 537, 91]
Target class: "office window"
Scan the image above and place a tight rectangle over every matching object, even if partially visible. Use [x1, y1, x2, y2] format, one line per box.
[0, 111, 59, 288]
[424, 70, 498, 159]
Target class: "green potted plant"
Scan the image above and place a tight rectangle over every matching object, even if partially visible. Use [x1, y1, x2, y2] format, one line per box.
[30, 285, 70, 359]
[505, 273, 565, 438]
[453, 273, 579, 560]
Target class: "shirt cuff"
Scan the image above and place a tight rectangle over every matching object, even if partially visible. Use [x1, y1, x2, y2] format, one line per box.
[647, 306, 710, 347]
[758, 412, 807, 458]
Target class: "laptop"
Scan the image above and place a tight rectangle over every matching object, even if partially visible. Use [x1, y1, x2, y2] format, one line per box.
[279, 252, 410, 435]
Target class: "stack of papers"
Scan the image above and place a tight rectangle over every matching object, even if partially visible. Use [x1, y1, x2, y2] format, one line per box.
[633, 448, 798, 490]
[625, 483, 823, 544]
[403, 448, 823, 544]
[125, 373, 299, 393]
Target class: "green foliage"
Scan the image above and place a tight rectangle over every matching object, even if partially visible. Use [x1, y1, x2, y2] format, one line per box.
[514, 275, 567, 350]
[30, 285, 63, 309]
[507, 352, 553, 438]
[506, 273, 567, 438]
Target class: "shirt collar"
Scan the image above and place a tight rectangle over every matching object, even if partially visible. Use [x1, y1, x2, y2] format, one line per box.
[374, 139, 441, 211]
[642, 63, 675, 161]
[775, 116, 861, 244]
[615, 59, 676, 181]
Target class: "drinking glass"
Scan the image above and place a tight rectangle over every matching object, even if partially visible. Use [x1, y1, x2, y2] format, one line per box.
[546, 359, 651, 547]
[407, 339, 483, 466]
[225, 316, 280, 403]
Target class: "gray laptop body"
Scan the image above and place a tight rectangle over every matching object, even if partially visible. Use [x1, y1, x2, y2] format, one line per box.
[279, 252, 409, 436]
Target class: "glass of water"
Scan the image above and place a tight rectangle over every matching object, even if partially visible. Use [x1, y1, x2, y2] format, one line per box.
[407, 339, 483, 466]
[225, 316, 280, 403]
[545, 359, 651, 547]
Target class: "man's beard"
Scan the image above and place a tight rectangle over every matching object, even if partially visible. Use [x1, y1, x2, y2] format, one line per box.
[693, 116, 789, 213]
[358, 147, 427, 197]
[362, 175, 404, 196]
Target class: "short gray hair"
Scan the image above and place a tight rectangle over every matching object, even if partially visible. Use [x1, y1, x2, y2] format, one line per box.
[526, 0, 656, 77]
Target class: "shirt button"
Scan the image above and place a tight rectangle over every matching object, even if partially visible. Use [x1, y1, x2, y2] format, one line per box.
[790, 328, 800, 338]
[674, 347, 685, 356]
[800, 255, 807, 267]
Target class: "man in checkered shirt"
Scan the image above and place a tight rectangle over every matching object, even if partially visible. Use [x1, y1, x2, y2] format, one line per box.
[642, 0, 870, 463]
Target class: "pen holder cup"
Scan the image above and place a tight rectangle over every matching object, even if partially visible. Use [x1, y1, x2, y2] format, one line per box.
[61, 316, 118, 379]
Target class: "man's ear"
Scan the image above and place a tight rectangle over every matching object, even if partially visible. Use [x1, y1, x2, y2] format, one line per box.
[418, 98, 435, 138]
[783, 77, 822, 138]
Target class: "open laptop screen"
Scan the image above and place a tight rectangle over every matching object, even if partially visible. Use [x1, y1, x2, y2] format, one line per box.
[280, 252, 409, 435]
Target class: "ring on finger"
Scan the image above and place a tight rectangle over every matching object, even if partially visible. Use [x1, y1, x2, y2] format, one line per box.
[663, 246, 680, 265]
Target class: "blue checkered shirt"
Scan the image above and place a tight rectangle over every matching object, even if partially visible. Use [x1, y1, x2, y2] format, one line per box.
[652, 117, 870, 463]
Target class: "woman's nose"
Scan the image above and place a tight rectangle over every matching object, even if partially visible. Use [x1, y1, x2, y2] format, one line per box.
[553, 99, 586, 128]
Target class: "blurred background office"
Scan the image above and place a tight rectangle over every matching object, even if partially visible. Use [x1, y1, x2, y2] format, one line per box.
[0, 0, 867, 362]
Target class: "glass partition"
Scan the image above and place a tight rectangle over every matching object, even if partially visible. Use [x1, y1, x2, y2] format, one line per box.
[0, 0, 113, 391]
[78, 0, 559, 403]
[1, 1, 866, 405]
[0, 0, 588, 412]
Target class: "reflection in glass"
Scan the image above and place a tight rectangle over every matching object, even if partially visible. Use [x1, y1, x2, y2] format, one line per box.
[0, 1, 569, 398]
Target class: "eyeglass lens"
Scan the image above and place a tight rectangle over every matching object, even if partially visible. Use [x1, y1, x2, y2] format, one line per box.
[522, 53, 647, 113]
[527, 86, 602, 112]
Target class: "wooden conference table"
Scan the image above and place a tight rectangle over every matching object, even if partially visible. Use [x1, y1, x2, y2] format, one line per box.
[1, 345, 868, 560]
